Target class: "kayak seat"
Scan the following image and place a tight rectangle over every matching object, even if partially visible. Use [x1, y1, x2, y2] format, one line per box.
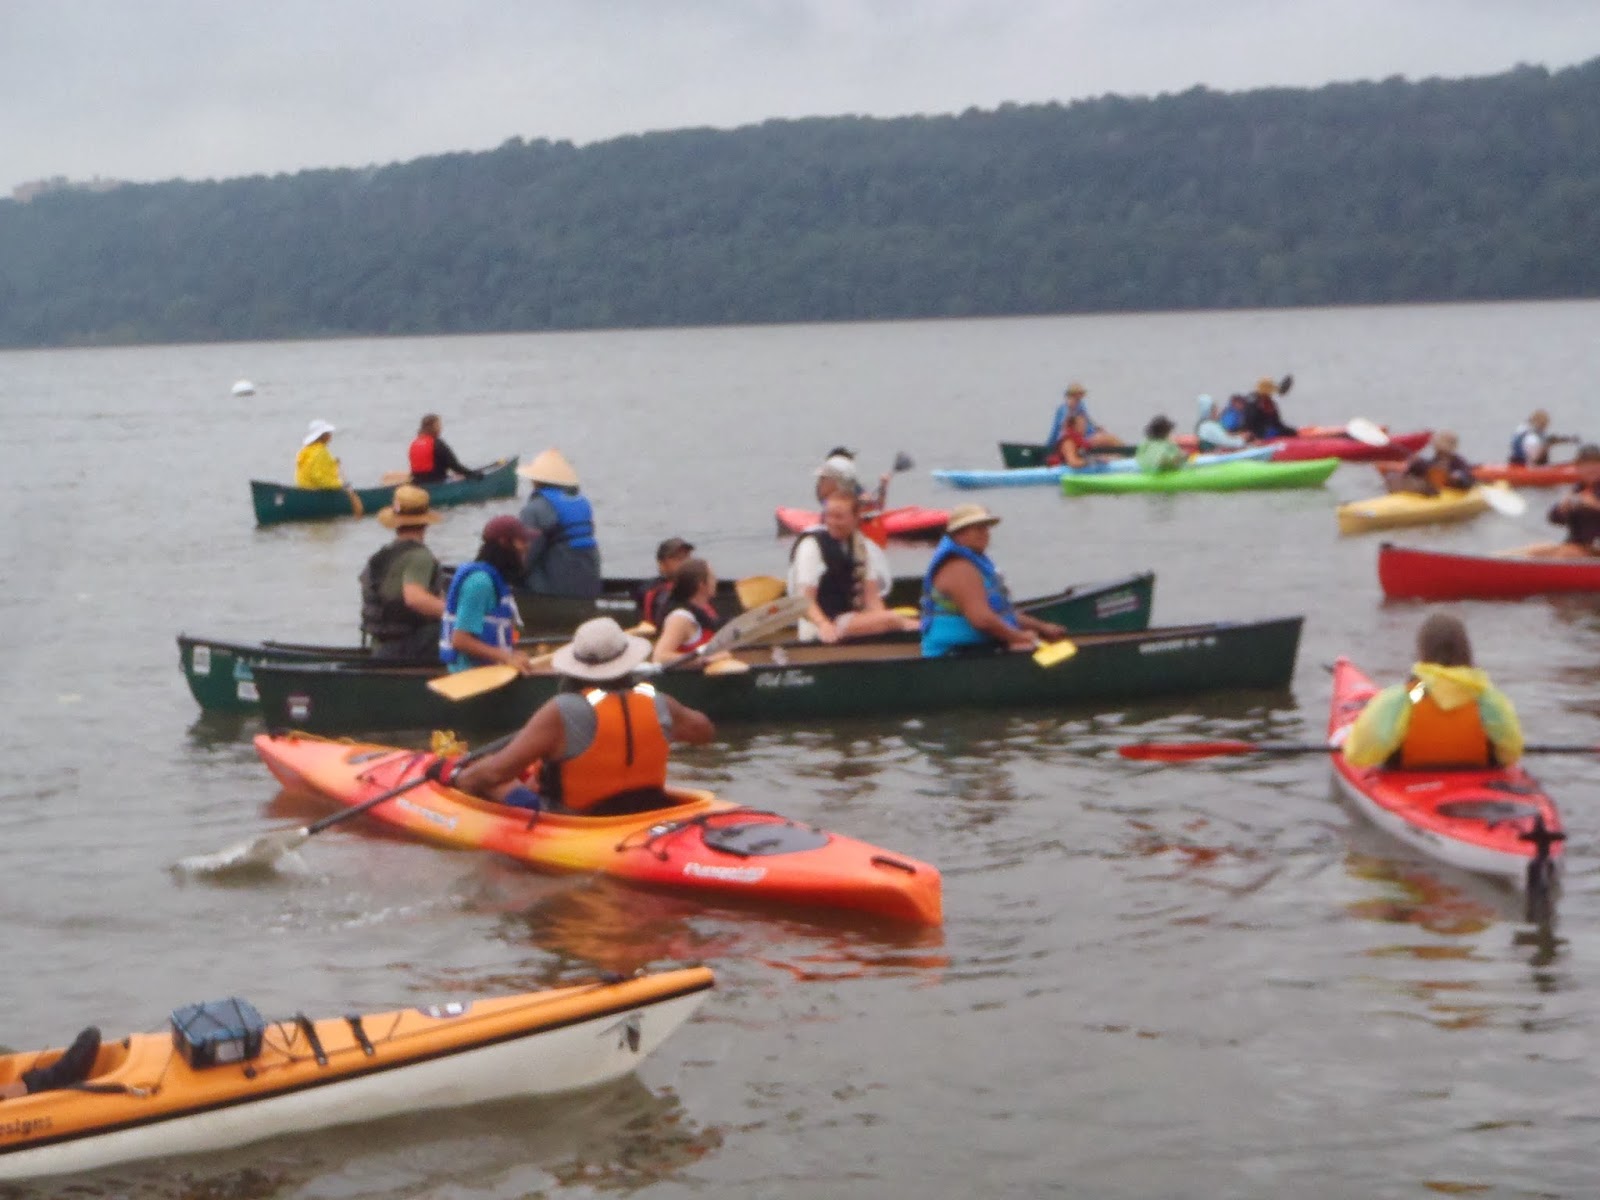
[702, 820, 830, 858]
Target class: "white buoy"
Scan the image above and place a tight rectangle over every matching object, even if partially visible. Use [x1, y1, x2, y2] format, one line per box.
[232, 379, 256, 396]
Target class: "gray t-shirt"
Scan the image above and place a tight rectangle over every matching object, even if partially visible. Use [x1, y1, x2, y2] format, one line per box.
[553, 687, 675, 760]
[518, 491, 603, 598]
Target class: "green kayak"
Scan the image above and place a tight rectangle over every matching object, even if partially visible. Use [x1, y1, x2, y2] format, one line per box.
[1059, 457, 1339, 495]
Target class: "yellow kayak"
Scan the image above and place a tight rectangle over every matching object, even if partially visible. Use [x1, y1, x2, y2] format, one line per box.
[1336, 486, 1493, 535]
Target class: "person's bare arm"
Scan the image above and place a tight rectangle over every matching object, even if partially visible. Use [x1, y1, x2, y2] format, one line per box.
[455, 701, 565, 793]
[665, 695, 715, 744]
[933, 559, 1034, 649]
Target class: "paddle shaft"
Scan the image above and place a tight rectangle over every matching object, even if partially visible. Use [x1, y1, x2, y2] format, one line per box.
[303, 732, 515, 836]
[1120, 739, 1598, 761]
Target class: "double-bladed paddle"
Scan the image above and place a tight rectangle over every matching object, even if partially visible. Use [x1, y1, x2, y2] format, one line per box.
[1119, 739, 1598, 762]
[176, 731, 518, 875]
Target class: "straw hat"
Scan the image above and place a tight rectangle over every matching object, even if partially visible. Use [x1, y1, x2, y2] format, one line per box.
[302, 418, 337, 446]
[1255, 377, 1277, 395]
[376, 484, 442, 528]
[551, 617, 652, 681]
[1065, 382, 1087, 397]
[517, 449, 579, 487]
[946, 504, 1002, 534]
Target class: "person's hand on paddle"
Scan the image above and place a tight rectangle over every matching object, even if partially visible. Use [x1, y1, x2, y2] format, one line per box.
[1030, 619, 1067, 642]
[505, 648, 537, 676]
[814, 614, 843, 644]
[1005, 629, 1042, 652]
[425, 755, 463, 786]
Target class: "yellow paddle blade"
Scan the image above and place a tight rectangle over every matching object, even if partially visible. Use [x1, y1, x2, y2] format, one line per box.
[427, 664, 518, 700]
[703, 656, 752, 676]
[345, 488, 364, 517]
[380, 470, 413, 486]
[892, 606, 918, 619]
[1032, 639, 1079, 668]
[736, 575, 786, 610]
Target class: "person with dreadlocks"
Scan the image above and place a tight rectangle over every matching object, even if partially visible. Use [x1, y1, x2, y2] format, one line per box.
[787, 492, 918, 644]
[439, 514, 536, 675]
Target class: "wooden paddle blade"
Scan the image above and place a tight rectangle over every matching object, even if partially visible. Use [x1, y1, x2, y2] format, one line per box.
[1031, 639, 1078, 667]
[428, 664, 518, 701]
[735, 575, 786, 610]
[1480, 483, 1527, 517]
[1345, 418, 1391, 447]
[703, 656, 752, 676]
[346, 489, 365, 516]
[701, 594, 808, 655]
[380, 470, 413, 486]
[891, 606, 919, 619]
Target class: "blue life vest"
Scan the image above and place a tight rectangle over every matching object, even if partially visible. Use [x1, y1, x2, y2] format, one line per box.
[439, 562, 519, 667]
[919, 536, 1019, 657]
[1508, 425, 1534, 466]
[535, 486, 597, 549]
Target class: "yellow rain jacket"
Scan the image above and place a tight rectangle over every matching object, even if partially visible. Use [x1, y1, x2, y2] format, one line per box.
[1342, 662, 1524, 769]
[295, 441, 344, 490]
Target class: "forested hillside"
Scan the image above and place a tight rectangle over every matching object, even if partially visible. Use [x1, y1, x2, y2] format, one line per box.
[3, 60, 1598, 347]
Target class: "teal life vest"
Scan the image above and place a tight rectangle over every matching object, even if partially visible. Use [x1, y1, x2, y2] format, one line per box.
[919, 536, 1019, 656]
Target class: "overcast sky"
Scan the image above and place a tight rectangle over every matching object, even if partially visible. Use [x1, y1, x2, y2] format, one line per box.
[4, 0, 1599, 195]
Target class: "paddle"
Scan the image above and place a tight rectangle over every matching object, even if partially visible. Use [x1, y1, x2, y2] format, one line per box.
[642, 594, 809, 673]
[736, 575, 786, 610]
[177, 732, 517, 874]
[1118, 740, 1600, 762]
[432, 622, 657, 701]
[1479, 482, 1528, 517]
[1344, 418, 1391, 447]
[1032, 639, 1079, 667]
[345, 489, 365, 516]
[380, 470, 412, 486]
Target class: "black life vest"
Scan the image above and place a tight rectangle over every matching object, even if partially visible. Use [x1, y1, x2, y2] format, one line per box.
[790, 529, 865, 620]
[360, 540, 443, 643]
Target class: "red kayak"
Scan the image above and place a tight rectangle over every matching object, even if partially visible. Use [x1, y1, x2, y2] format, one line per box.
[776, 505, 949, 541]
[1328, 658, 1564, 893]
[1266, 430, 1430, 462]
[1377, 542, 1600, 600]
[1472, 463, 1582, 487]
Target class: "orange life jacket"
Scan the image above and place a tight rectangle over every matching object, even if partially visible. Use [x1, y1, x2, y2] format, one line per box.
[1393, 679, 1493, 769]
[408, 434, 437, 476]
[546, 684, 669, 813]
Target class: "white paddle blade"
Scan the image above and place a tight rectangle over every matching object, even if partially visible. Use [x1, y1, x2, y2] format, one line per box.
[1481, 483, 1527, 517]
[173, 826, 311, 876]
[1345, 418, 1391, 447]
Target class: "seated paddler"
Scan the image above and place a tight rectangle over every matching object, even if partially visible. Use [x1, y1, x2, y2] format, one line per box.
[516, 448, 602, 599]
[444, 617, 715, 814]
[1340, 613, 1523, 770]
[440, 515, 535, 675]
[294, 419, 345, 489]
[650, 557, 728, 665]
[920, 504, 1066, 657]
[786, 493, 918, 643]
[360, 485, 446, 661]
[1386, 430, 1475, 496]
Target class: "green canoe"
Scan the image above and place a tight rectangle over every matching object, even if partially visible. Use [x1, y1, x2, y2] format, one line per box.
[247, 611, 1297, 736]
[1059, 457, 1339, 495]
[182, 572, 1157, 717]
[250, 457, 519, 525]
[1001, 441, 1136, 468]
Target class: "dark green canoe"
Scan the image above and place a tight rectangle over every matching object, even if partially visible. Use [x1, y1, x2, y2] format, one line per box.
[247, 609, 1296, 736]
[1000, 441, 1135, 468]
[179, 572, 1156, 715]
[250, 457, 519, 525]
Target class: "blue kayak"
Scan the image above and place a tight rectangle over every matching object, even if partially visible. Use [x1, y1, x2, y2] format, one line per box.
[933, 445, 1274, 490]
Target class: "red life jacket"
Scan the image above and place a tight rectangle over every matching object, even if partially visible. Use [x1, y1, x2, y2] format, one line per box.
[408, 434, 437, 476]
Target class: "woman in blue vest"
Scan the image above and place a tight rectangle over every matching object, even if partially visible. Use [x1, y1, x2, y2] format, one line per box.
[920, 505, 1066, 657]
[516, 448, 602, 598]
[440, 515, 536, 674]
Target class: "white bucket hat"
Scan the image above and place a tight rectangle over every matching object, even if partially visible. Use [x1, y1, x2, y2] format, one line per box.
[551, 617, 652, 681]
[302, 419, 337, 446]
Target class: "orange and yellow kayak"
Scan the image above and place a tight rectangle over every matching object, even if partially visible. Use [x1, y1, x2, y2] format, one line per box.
[0, 968, 712, 1181]
[254, 733, 943, 926]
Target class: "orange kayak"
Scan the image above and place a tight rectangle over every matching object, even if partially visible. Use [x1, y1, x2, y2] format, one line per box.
[1472, 462, 1581, 487]
[0, 968, 712, 1181]
[255, 733, 943, 926]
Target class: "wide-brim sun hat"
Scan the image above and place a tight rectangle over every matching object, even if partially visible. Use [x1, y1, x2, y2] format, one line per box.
[1255, 377, 1278, 394]
[517, 448, 580, 487]
[551, 617, 653, 681]
[302, 418, 337, 446]
[946, 504, 1002, 534]
[1065, 382, 1087, 397]
[376, 483, 442, 528]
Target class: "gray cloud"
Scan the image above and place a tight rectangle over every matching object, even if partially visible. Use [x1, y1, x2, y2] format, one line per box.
[3, 0, 1598, 193]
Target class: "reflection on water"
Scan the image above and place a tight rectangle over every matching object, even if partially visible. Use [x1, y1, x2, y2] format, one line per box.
[1344, 851, 1502, 938]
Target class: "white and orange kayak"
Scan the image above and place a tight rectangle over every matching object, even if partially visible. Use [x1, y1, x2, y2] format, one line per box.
[254, 733, 943, 926]
[0, 967, 712, 1181]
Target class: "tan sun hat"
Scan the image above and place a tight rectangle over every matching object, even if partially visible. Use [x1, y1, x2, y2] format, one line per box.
[551, 617, 652, 681]
[946, 504, 1002, 534]
[517, 448, 580, 487]
[1065, 382, 1087, 397]
[1255, 377, 1277, 394]
[376, 484, 442, 528]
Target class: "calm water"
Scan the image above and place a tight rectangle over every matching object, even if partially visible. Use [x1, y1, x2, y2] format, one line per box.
[3, 302, 1600, 1198]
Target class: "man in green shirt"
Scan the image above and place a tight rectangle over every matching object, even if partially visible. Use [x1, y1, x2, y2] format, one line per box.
[360, 484, 447, 660]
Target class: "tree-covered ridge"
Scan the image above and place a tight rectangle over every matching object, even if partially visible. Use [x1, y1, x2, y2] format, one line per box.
[3, 60, 1599, 347]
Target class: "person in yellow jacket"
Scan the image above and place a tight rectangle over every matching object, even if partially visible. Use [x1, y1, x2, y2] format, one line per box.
[295, 419, 345, 489]
[1342, 613, 1524, 769]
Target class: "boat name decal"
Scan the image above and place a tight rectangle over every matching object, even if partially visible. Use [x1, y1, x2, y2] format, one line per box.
[287, 693, 311, 721]
[1137, 636, 1218, 655]
[0, 1115, 52, 1139]
[192, 645, 212, 676]
[683, 861, 768, 883]
[1094, 591, 1139, 617]
[419, 1001, 469, 1019]
[237, 680, 260, 702]
[396, 799, 459, 831]
[754, 669, 816, 689]
[595, 597, 635, 612]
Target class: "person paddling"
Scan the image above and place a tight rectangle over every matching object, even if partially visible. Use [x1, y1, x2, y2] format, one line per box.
[1046, 383, 1122, 452]
[639, 537, 696, 628]
[1340, 613, 1523, 769]
[440, 515, 535, 675]
[1134, 415, 1189, 473]
[444, 617, 714, 814]
[920, 505, 1065, 656]
[1522, 443, 1600, 559]
[1241, 377, 1297, 440]
[360, 485, 446, 660]
[1508, 409, 1577, 467]
[1387, 430, 1475, 496]
[1195, 394, 1252, 450]
[409, 414, 483, 484]
[649, 558, 728, 664]
[294, 419, 345, 490]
